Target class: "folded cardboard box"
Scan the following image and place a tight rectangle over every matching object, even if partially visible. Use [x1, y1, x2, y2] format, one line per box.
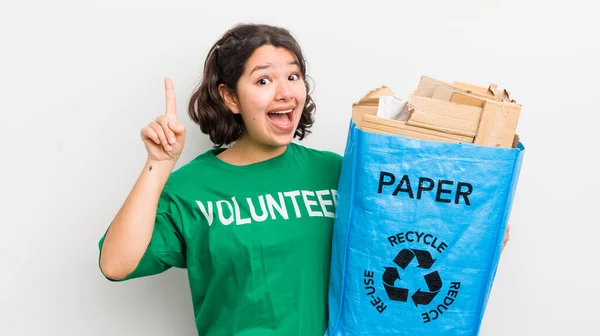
[352, 76, 522, 148]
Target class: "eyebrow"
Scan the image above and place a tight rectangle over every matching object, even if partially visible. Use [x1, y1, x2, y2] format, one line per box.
[249, 61, 300, 76]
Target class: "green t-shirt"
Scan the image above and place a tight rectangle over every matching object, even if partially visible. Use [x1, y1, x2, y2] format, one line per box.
[99, 143, 343, 335]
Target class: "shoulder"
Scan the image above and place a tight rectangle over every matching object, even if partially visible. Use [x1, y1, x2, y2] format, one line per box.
[163, 149, 217, 190]
[290, 142, 343, 168]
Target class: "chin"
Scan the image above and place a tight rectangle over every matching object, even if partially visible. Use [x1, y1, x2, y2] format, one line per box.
[267, 130, 297, 147]
[269, 135, 295, 147]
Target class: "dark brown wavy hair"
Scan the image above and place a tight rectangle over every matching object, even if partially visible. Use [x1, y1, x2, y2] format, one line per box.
[187, 23, 316, 148]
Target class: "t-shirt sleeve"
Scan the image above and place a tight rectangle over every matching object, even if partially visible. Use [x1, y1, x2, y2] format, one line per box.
[98, 186, 187, 282]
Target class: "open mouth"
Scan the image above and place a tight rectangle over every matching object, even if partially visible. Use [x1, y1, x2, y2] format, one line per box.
[267, 108, 294, 130]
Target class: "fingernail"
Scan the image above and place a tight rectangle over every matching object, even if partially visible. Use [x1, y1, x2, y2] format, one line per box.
[170, 122, 176, 127]
[169, 137, 176, 144]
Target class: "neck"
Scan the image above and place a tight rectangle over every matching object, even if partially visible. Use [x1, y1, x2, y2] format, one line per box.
[217, 138, 288, 166]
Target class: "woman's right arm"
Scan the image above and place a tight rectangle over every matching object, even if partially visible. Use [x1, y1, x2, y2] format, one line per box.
[99, 78, 186, 280]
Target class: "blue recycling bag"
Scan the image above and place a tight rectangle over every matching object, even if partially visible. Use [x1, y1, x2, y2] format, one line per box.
[325, 120, 524, 336]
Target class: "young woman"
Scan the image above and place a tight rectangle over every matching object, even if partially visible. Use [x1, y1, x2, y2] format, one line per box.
[99, 24, 343, 335]
[98, 23, 510, 335]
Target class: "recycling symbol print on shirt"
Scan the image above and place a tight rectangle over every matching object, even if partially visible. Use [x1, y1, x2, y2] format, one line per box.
[382, 248, 442, 306]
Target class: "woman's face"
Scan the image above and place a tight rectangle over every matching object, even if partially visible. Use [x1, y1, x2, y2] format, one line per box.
[221, 45, 307, 150]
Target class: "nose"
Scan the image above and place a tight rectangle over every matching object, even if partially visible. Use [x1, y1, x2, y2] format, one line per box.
[274, 81, 293, 101]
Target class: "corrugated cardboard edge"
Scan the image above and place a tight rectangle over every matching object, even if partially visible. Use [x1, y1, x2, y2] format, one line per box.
[512, 134, 520, 149]
[351, 86, 396, 129]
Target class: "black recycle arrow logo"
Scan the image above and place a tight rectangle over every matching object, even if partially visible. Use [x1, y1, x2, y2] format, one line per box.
[382, 267, 408, 302]
[382, 248, 442, 307]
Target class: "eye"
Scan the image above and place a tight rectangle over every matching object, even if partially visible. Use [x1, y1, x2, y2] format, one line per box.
[288, 74, 300, 81]
[257, 77, 272, 86]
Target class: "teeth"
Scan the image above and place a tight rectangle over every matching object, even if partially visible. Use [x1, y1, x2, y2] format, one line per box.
[270, 109, 293, 114]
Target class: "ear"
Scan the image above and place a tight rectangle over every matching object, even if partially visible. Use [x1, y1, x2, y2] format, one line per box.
[218, 84, 240, 114]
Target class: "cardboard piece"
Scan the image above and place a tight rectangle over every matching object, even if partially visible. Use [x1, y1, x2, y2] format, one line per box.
[473, 100, 521, 148]
[450, 92, 486, 108]
[407, 95, 482, 136]
[449, 91, 521, 148]
[363, 114, 473, 143]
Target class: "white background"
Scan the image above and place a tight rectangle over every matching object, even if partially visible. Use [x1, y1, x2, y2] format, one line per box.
[1, 0, 598, 335]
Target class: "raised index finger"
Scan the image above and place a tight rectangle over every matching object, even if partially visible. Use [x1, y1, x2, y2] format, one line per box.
[164, 77, 177, 122]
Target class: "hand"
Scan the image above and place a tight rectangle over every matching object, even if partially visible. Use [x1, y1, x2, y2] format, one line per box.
[502, 224, 511, 251]
[140, 78, 186, 163]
